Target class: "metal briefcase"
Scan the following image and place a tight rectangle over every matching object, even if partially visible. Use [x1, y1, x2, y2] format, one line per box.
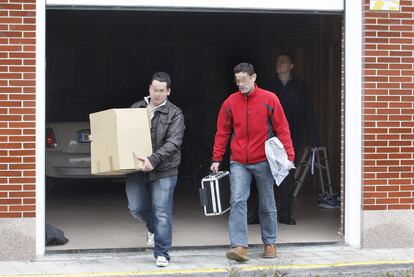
[199, 171, 231, 216]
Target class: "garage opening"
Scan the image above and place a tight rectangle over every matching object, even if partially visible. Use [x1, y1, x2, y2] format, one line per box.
[45, 9, 343, 250]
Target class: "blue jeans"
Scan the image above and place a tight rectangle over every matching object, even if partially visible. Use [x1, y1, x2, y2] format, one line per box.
[229, 161, 277, 247]
[126, 173, 177, 260]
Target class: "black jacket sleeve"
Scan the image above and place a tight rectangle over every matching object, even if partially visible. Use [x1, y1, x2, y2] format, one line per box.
[147, 109, 185, 168]
[302, 83, 320, 147]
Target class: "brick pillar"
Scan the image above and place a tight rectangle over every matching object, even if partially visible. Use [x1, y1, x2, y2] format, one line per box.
[0, 0, 36, 260]
[362, 0, 414, 247]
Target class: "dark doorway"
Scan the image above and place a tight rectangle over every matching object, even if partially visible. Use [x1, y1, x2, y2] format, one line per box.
[46, 9, 342, 250]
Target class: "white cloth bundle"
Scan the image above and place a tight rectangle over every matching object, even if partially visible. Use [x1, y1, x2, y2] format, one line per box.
[265, 137, 295, 186]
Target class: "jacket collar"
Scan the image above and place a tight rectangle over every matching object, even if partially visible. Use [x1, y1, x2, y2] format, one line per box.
[239, 84, 259, 98]
[144, 97, 169, 114]
[277, 74, 294, 86]
[155, 101, 170, 114]
[135, 98, 170, 114]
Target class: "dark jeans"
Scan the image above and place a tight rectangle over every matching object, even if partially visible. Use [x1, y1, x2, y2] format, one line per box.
[276, 169, 296, 222]
[125, 173, 177, 260]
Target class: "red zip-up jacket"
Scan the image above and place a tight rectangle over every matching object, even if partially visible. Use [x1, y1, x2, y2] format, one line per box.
[213, 85, 295, 164]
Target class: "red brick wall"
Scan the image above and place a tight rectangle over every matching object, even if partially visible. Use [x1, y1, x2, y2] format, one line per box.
[1, 0, 413, 216]
[0, 0, 36, 218]
[363, 0, 414, 210]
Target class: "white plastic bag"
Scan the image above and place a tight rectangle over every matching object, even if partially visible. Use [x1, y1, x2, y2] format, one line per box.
[265, 137, 295, 186]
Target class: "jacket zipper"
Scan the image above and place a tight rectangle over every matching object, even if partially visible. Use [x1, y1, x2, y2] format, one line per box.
[245, 95, 249, 164]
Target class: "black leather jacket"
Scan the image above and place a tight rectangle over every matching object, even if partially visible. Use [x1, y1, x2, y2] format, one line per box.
[131, 99, 185, 181]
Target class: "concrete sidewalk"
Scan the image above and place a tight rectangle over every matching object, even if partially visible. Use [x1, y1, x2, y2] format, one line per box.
[1, 244, 414, 277]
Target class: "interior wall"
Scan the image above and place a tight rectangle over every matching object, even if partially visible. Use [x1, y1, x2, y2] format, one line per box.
[258, 15, 342, 192]
[46, 10, 342, 189]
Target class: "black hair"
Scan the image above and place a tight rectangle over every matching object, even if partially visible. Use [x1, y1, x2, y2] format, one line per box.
[233, 63, 256, 76]
[277, 52, 295, 65]
[152, 72, 171, 89]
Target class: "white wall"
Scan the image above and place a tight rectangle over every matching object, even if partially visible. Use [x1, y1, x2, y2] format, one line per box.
[46, 0, 344, 11]
[36, 0, 46, 256]
[344, 0, 363, 247]
[37, 0, 362, 256]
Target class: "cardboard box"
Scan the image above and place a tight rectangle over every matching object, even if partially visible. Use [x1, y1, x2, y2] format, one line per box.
[89, 108, 152, 175]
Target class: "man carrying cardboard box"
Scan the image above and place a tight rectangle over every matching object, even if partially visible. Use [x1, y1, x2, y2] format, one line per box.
[126, 72, 185, 267]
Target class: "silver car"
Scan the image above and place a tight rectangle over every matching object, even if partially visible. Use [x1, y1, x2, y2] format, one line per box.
[46, 122, 95, 178]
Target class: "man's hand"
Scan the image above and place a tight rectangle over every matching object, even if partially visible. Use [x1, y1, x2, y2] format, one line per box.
[138, 157, 154, 172]
[210, 162, 220, 173]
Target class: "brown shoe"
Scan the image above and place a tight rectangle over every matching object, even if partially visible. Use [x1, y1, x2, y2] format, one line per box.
[263, 244, 277, 258]
[226, 246, 249, 262]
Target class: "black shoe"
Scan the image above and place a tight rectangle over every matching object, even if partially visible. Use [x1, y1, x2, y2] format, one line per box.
[278, 218, 296, 225]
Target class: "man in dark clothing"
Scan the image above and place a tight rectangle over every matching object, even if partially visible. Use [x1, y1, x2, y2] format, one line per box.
[126, 72, 185, 267]
[265, 53, 319, 225]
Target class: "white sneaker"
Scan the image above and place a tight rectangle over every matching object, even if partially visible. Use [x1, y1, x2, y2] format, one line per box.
[146, 232, 154, 246]
[155, 256, 169, 267]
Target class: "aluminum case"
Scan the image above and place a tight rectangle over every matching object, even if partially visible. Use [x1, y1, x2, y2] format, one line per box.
[199, 171, 231, 216]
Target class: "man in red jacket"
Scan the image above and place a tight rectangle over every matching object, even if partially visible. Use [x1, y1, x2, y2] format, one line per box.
[210, 63, 294, 262]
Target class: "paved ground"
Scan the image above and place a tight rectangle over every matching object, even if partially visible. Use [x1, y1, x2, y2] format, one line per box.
[1, 243, 414, 277]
